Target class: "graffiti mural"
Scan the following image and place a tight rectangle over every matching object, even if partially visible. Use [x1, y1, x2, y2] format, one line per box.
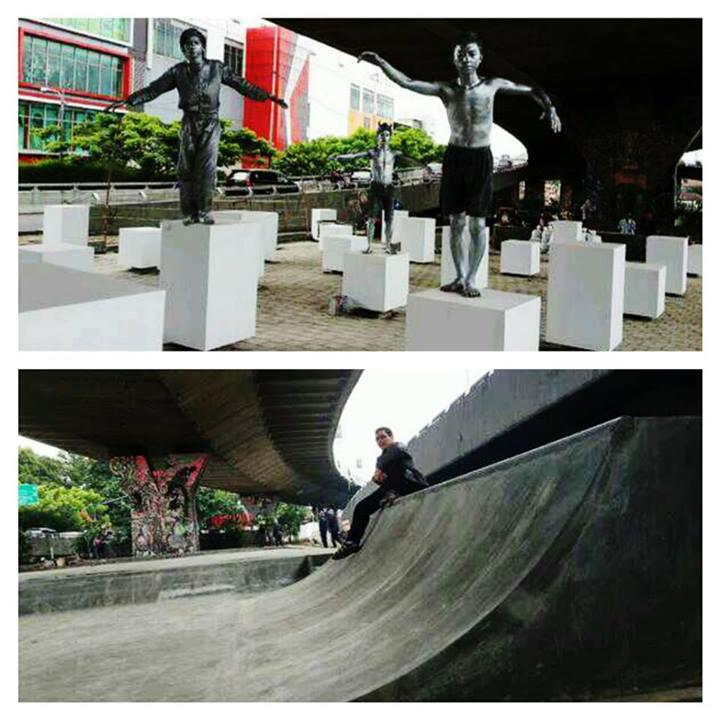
[110, 454, 209, 556]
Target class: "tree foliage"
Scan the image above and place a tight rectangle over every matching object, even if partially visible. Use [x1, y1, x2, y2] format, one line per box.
[35, 113, 275, 179]
[19, 484, 109, 533]
[196, 487, 244, 529]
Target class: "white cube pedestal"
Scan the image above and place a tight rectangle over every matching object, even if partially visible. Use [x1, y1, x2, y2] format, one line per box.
[19, 243, 94, 272]
[160, 221, 258, 350]
[118, 227, 162, 269]
[382, 209, 409, 244]
[322, 234, 369, 272]
[624, 262, 666, 319]
[397, 217, 436, 263]
[318, 222, 354, 251]
[311, 209, 338, 240]
[42, 205, 90, 246]
[342, 252, 409, 312]
[687, 244, 702, 277]
[19, 264, 164, 351]
[646, 235, 688, 295]
[551, 220, 583, 242]
[406, 288, 540, 351]
[440, 226, 489, 289]
[500, 240, 540, 276]
[546, 241, 626, 351]
[212, 212, 266, 278]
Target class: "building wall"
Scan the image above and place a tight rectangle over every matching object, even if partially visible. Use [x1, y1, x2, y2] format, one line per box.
[18, 17, 135, 162]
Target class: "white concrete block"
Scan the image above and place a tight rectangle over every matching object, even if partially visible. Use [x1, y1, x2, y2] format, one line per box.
[687, 244, 702, 277]
[19, 263, 164, 351]
[311, 209, 337, 240]
[381, 209, 409, 243]
[322, 234, 369, 272]
[118, 227, 162, 269]
[19, 243, 94, 272]
[42, 204, 89, 246]
[318, 222, 354, 251]
[160, 221, 258, 350]
[212, 213, 266, 278]
[440, 226, 489, 289]
[551, 220, 583, 243]
[624, 262, 666, 319]
[406, 288, 541, 351]
[646, 235, 688, 295]
[546, 241, 626, 351]
[500, 240, 540, 276]
[397, 217, 436, 263]
[342, 252, 409, 312]
[238, 211, 279, 260]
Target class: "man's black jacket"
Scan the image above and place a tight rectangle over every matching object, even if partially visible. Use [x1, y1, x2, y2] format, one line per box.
[375, 443, 428, 497]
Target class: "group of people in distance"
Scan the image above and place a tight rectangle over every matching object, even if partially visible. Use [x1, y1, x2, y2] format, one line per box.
[105, 28, 560, 299]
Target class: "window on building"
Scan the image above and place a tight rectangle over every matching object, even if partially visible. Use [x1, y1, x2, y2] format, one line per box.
[376, 94, 394, 119]
[518, 180, 526, 201]
[154, 18, 198, 60]
[363, 116, 371, 130]
[43, 18, 132, 44]
[350, 84, 360, 111]
[223, 39, 244, 76]
[21, 34, 124, 97]
[18, 101, 97, 151]
[362, 89, 374, 115]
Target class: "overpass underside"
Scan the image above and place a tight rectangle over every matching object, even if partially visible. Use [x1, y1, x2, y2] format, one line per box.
[19, 415, 701, 701]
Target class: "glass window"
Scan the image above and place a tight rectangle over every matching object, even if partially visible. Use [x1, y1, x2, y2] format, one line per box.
[87, 53, 101, 95]
[362, 89, 374, 114]
[29, 105, 45, 150]
[43, 18, 131, 44]
[61, 44, 75, 88]
[154, 18, 197, 60]
[22, 35, 33, 82]
[224, 40, 244, 76]
[18, 102, 98, 151]
[350, 84, 360, 111]
[46, 42, 61, 86]
[31, 37, 48, 85]
[18, 102, 28, 149]
[376, 94, 393, 119]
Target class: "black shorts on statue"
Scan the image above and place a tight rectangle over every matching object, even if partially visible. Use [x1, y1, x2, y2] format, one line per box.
[369, 182, 395, 221]
[440, 144, 494, 217]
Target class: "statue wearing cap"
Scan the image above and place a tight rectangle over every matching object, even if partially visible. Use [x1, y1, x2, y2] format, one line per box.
[106, 28, 287, 225]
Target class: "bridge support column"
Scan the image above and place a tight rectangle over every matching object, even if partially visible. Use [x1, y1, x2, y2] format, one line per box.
[109, 454, 209, 556]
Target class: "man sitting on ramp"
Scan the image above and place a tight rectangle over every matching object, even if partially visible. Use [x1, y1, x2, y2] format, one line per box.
[334, 426, 428, 559]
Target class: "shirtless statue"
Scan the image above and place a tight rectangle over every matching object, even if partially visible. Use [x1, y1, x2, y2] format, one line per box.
[105, 28, 287, 225]
[359, 32, 561, 296]
[332, 123, 403, 254]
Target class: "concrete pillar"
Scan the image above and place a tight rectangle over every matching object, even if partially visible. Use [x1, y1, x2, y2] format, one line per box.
[110, 454, 209, 556]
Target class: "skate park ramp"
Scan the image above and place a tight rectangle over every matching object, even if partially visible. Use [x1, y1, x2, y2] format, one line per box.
[19, 416, 701, 701]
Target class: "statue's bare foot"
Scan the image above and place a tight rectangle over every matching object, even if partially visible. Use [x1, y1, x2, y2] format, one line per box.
[387, 242, 401, 255]
[197, 212, 215, 225]
[462, 285, 482, 298]
[182, 215, 197, 226]
[441, 279, 465, 293]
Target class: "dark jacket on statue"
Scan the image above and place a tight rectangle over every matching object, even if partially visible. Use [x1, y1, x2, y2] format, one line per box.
[376, 443, 428, 497]
[125, 59, 270, 115]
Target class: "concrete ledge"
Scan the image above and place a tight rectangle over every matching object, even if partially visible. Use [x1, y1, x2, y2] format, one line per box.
[19, 548, 331, 615]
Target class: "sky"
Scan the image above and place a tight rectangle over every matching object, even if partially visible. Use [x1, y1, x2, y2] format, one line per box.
[333, 368, 492, 486]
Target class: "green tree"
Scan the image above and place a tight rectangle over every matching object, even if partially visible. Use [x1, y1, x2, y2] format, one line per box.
[274, 503, 312, 540]
[196, 487, 244, 530]
[19, 484, 109, 533]
[390, 126, 445, 166]
[18, 447, 68, 487]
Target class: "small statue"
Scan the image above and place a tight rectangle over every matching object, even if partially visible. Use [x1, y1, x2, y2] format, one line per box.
[105, 28, 287, 225]
[332, 123, 407, 254]
[359, 33, 561, 297]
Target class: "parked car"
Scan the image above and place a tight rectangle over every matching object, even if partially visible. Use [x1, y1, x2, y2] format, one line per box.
[24, 527, 58, 538]
[225, 169, 300, 195]
[494, 154, 513, 171]
[349, 170, 372, 187]
[423, 162, 443, 182]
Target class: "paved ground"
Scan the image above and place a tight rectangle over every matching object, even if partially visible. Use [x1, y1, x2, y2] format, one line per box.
[20, 235, 702, 351]
[19, 418, 700, 701]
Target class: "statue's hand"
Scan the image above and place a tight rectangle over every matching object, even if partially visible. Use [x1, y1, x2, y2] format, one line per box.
[274, 96, 289, 109]
[358, 51, 381, 66]
[104, 100, 124, 114]
[545, 106, 562, 133]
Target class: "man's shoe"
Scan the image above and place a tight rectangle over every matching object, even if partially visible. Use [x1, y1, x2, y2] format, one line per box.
[182, 215, 197, 226]
[332, 541, 360, 560]
[197, 212, 215, 225]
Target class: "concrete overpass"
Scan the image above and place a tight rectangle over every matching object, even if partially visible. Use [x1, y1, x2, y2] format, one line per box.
[273, 18, 701, 222]
[19, 370, 360, 553]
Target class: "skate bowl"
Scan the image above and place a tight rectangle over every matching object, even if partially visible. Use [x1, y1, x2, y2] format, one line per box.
[19, 416, 701, 701]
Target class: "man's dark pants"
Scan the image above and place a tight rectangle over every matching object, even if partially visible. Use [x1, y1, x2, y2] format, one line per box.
[347, 489, 385, 545]
[178, 112, 221, 218]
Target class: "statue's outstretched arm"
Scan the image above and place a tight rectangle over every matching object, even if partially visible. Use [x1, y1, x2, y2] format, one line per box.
[105, 67, 177, 112]
[357, 52, 443, 97]
[492, 78, 561, 132]
[334, 150, 372, 162]
[222, 66, 288, 107]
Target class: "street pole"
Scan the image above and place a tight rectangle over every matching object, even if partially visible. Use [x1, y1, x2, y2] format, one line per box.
[40, 86, 66, 157]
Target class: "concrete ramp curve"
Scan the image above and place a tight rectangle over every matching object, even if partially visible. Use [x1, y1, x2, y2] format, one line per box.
[19, 416, 701, 701]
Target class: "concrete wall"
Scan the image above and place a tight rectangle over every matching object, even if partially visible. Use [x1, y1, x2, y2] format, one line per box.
[408, 370, 609, 477]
